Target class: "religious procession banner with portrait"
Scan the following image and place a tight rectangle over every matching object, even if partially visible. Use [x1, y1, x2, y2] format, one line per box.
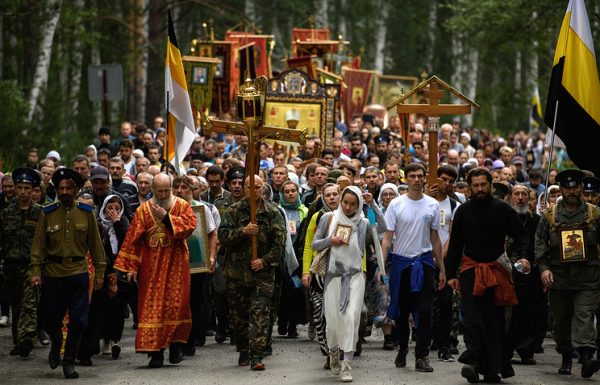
[373, 74, 418, 108]
[188, 203, 211, 273]
[265, 68, 340, 160]
[182, 56, 221, 127]
[342, 68, 376, 121]
[225, 31, 273, 79]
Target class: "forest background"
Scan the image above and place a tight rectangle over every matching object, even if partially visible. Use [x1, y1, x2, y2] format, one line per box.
[1, 0, 599, 168]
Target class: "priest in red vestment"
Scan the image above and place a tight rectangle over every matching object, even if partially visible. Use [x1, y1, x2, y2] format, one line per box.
[114, 173, 196, 368]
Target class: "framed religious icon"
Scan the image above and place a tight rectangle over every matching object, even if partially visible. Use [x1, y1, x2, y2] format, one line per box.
[373, 74, 419, 107]
[188, 205, 211, 273]
[334, 224, 353, 244]
[559, 227, 587, 263]
[266, 68, 339, 159]
[192, 66, 208, 85]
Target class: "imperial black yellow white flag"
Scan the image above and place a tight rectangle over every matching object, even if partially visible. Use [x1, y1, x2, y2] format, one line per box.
[165, 10, 196, 174]
[545, 0, 600, 175]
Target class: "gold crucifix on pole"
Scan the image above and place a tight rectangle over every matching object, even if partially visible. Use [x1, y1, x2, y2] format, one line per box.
[387, 76, 479, 188]
[203, 76, 307, 260]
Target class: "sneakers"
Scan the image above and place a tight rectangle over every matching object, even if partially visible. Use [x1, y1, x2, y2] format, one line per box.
[340, 361, 353, 382]
[438, 348, 455, 362]
[449, 345, 459, 355]
[102, 340, 111, 355]
[395, 348, 408, 368]
[0, 316, 8, 327]
[415, 357, 434, 372]
[329, 348, 342, 375]
[38, 330, 50, 346]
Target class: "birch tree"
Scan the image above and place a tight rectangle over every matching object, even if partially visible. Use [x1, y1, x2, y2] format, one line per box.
[27, 0, 62, 124]
[373, 0, 389, 74]
[424, 0, 437, 74]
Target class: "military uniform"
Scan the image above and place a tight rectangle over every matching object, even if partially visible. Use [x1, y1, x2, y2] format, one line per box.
[30, 168, 106, 379]
[535, 169, 600, 377]
[0, 168, 42, 357]
[218, 197, 286, 367]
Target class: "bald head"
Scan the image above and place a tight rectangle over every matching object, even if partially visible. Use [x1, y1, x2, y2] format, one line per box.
[244, 175, 264, 202]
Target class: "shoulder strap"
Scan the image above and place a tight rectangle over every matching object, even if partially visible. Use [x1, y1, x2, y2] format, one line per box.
[449, 197, 457, 212]
[543, 204, 557, 230]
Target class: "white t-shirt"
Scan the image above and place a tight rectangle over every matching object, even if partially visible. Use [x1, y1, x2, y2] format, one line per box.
[384, 194, 440, 258]
[437, 196, 457, 246]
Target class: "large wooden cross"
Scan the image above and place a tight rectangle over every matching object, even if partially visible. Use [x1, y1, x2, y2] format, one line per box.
[202, 80, 307, 259]
[388, 76, 479, 187]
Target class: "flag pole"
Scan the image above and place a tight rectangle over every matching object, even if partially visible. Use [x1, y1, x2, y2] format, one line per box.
[165, 90, 170, 175]
[544, 100, 559, 206]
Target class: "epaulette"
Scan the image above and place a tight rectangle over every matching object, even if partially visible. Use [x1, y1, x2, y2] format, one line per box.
[76, 201, 93, 213]
[43, 201, 60, 214]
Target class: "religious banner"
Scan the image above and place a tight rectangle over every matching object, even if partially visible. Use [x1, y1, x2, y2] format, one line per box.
[192, 40, 239, 116]
[225, 32, 273, 78]
[188, 203, 211, 273]
[182, 56, 221, 127]
[238, 43, 256, 83]
[286, 56, 318, 80]
[265, 68, 339, 158]
[343, 68, 375, 121]
[373, 75, 418, 108]
[292, 28, 330, 46]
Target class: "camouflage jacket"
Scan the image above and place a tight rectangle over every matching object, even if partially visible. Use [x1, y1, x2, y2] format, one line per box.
[218, 197, 286, 285]
[535, 200, 600, 290]
[0, 202, 42, 266]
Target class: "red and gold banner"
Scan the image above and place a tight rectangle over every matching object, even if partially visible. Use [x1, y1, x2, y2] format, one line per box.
[343, 69, 375, 121]
[225, 32, 272, 78]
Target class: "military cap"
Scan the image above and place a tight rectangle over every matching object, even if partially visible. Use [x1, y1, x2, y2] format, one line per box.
[583, 176, 600, 193]
[327, 169, 343, 184]
[374, 135, 390, 145]
[12, 167, 41, 187]
[492, 182, 511, 199]
[556, 169, 585, 188]
[51, 168, 83, 189]
[227, 166, 245, 182]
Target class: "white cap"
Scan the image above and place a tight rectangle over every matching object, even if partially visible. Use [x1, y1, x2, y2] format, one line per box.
[46, 150, 61, 162]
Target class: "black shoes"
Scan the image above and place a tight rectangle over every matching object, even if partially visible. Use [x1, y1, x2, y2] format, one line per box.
[48, 332, 62, 369]
[415, 357, 434, 372]
[78, 357, 93, 366]
[501, 363, 515, 379]
[461, 364, 480, 383]
[182, 345, 196, 356]
[10, 346, 20, 356]
[111, 343, 121, 359]
[169, 344, 183, 364]
[238, 351, 250, 366]
[558, 352, 572, 375]
[287, 326, 298, 338]
[62, 364, 79, 379]
[148, 352, 164, 368]
[383, 335, 395, 351]
[482, 374, 501, 383]
[580, 349, 600, 378]
[395, 348, 409, 368]
[277, 324, 287, 336]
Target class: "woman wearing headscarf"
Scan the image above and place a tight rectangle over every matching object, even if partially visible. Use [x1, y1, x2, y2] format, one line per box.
[301, 183, 341, 368]
[77, 195, 130, 364]
[312, 186, 371, 382]
[277, 180, 309, 337]
[375, 183, 399, 350]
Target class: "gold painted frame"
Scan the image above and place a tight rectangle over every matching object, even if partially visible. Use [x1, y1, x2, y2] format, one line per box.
[559, 227, 587, 263]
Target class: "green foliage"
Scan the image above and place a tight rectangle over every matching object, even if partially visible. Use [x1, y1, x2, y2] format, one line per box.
[0, 80, 33, 169]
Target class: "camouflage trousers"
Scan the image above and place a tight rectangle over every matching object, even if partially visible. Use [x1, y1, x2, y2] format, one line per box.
[4, 265, 37, 347]
[226, 279, 274, 359]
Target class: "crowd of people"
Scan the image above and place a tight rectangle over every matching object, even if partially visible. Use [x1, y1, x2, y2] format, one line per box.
[1, 113, 600, 383]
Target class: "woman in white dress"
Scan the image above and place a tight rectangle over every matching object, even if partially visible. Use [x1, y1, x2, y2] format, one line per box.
[312, 186, 370, 382]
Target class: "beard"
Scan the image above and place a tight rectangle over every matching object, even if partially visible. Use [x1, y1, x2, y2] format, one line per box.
[153, 195, 174, 210]
[473, 190, 491, 201]
[511, 202, 529, 215]
[58, 193, 74, 206]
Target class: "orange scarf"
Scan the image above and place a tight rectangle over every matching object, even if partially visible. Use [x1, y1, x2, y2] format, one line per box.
[460, 256, 518, 306]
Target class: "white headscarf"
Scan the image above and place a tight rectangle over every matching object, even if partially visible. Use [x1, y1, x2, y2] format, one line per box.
[378, 183, 399, 209]
[99, 194, 124, 255]
[328, 186, 365, 272]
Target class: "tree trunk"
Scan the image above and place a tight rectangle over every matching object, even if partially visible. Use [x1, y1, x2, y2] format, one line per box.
[424, 0, 438, 74]
[67, 0, 85, 134]
[315, 0, 328, 29]
[0, 15, 3, 79]
[245, 0, 255, 25]
[373, 0, 389, 73]
[463, 48, 478, 128]
[339, 0, 347, 39]
[27, 0, 62, 124]
[136, 0, 149, 123]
